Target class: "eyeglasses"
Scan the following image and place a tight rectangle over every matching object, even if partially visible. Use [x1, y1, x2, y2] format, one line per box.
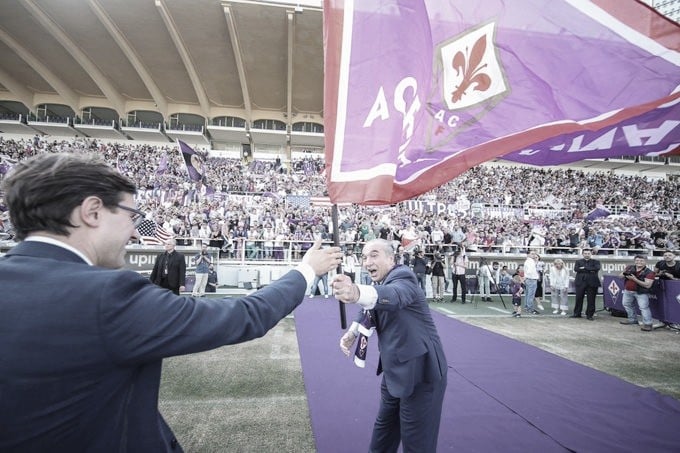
[116, 204, 146, 228]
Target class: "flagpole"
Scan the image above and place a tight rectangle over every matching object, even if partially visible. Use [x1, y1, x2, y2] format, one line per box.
[332, 204, 347, 330]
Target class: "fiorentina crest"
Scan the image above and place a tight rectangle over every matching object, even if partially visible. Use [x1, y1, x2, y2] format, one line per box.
[440, 22, 508, 111]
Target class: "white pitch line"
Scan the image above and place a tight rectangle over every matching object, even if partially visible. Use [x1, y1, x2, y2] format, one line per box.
[487, 306, 512, 314]
[437, 307, 456, 315]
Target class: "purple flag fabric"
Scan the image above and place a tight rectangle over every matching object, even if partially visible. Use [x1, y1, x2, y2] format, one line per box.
[586, 206, 611, 221]
[177, 140, 204, 182]
[324, 0, 680, 205]
[156, 154, 168, 175]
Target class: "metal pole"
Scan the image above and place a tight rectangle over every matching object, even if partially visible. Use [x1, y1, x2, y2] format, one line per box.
[332, 204, 347, 329]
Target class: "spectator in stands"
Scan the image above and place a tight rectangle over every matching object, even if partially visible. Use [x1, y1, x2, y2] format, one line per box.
[549, 259, 570, 315]
[451, 225, 466, 245]
[1, 136, 680, 256]
[245, 226, 262, 259]
[568, 227, 581, 253]
[0, 152, 343, 451]
[570, 248, 601, 320]
[619, 255, 656, 331]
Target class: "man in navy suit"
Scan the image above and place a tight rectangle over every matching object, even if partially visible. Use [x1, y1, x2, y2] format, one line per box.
[0, 153, 343, 452]
[333, 239, 448, 453]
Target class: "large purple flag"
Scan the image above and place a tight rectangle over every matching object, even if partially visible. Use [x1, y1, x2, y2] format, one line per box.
[177, 139, 204, 182]
[324, 0, 680, 205]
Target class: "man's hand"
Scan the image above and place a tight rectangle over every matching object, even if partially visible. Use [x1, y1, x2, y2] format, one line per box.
[332, 274, 360, 304]
[340, 331, 357, 357]
[302, 239, 343, 276]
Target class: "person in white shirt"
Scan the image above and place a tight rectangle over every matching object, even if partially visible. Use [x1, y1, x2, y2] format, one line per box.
[477, 258, 493, 302]
[523, 251, 540, 314]
[549, 259, 570, 315]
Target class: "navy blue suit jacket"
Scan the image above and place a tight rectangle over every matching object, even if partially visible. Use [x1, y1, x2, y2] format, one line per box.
[364, 265, 448, 399]
[0, 241, 307, 452]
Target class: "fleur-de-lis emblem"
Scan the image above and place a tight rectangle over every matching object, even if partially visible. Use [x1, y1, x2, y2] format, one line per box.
[450, 35, 491, 103]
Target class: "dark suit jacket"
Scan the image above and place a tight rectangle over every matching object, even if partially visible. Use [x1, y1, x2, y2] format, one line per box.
[0, 241, 308, 452]
[150, 250, 186, 291]
[362, 265, 448, 399]
[574, 258, 601, 288]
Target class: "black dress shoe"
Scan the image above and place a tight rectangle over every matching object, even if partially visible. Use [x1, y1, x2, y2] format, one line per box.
[569, 314, 582, 318]
[586, 316, 594, 321]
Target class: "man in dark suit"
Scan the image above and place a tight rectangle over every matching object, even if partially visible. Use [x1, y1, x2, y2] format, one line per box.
[150, 238, 186, 294]
[0, 153, 343, 452]
[571, 247, 601, 320]
[333, 239, 448, 452]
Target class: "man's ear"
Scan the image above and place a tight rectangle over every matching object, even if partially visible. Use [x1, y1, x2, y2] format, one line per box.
[78, 196, 104, 227]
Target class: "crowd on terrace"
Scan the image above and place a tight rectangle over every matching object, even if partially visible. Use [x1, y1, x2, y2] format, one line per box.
[0, 136, 678, 259]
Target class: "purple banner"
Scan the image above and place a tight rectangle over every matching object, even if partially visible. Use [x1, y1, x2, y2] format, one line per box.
[603, 276, 680, 324]
[324, 0, 680, 205]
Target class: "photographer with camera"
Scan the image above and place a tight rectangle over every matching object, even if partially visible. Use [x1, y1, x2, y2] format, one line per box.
[411, 249, 429, 293]
[430, 251, 446, 302]
[191, 242, 212, 297]
[654, 250, 680, 281]
[619, 255, 656, 332]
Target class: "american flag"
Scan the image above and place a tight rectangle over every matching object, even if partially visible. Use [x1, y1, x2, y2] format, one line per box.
[137, 219, 173, 245]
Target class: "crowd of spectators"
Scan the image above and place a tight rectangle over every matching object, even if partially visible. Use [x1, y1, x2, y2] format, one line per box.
[0, 135, 678, 260]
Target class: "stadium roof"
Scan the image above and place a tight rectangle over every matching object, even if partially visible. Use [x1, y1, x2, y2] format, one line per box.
[0, 0, 324, 148]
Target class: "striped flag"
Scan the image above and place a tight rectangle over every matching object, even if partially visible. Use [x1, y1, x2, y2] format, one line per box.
[287, 195, 311, 209]
[286, 195, 350, 208]
[137, 219, 173, 246]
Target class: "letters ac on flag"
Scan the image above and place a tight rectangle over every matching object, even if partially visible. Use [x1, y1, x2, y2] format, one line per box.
[323, 0, 680, 205]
